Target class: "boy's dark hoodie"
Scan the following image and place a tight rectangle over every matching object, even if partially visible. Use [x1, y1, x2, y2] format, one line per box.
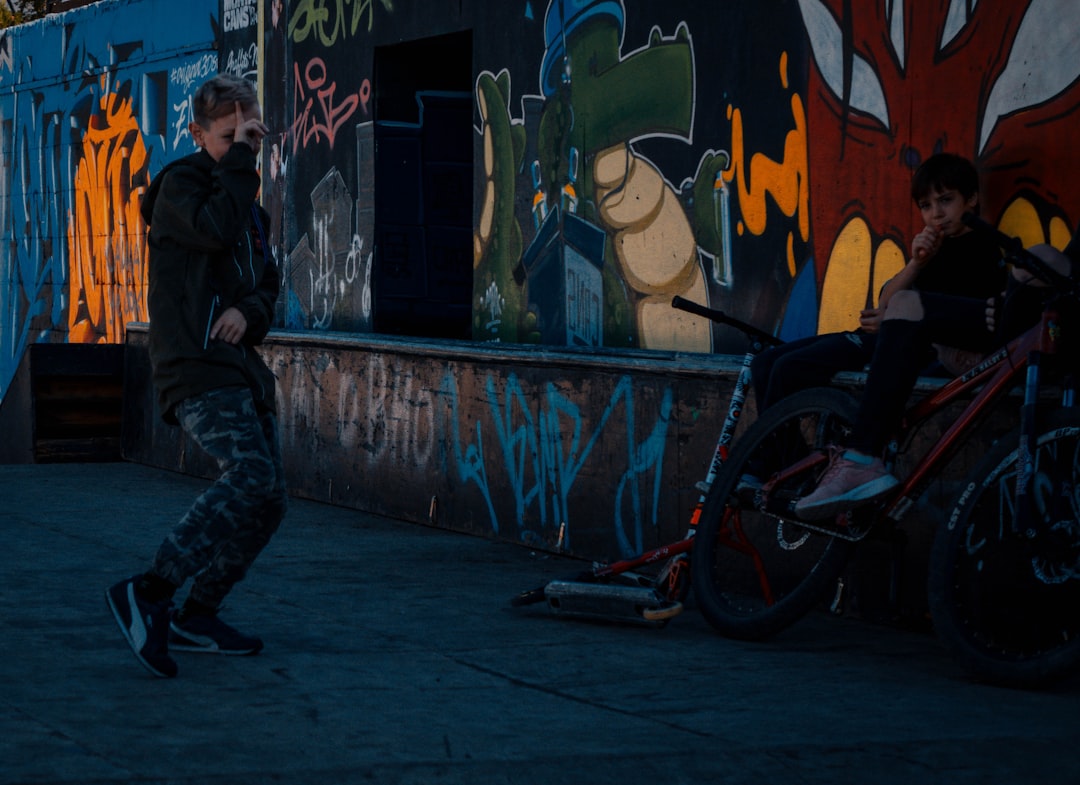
[140, 142, 278, 424]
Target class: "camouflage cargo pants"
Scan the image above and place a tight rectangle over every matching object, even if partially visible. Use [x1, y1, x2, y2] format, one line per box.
[150, 385, 287, 609]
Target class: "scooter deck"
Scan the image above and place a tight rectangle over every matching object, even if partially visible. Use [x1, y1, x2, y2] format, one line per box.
[543, 579, 683, 626]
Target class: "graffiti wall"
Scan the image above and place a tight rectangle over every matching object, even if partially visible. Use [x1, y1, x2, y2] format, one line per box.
[3, 0, 1080, 557]
[4, 0, 1077, 391]
[0, 0, 218, 403]
[123, 325, 727, 557]
[472, 0, 1080, 352]
[265, 0, 384, 334]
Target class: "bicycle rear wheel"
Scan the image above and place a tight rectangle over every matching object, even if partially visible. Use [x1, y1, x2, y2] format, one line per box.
[928, 410, 1080, 688]
[691, 388, 859, 640]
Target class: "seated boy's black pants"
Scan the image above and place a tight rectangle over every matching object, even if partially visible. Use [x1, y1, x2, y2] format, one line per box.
[850, 318, 925, 457]
[849, 292, 999, 457]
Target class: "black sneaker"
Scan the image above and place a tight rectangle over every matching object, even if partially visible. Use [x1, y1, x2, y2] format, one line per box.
[170, 611, 264, 656]
[106, 576, 178, 678]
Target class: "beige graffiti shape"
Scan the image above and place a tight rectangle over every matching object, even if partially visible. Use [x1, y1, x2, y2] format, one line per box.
[595, 143, 711, 352]
[999, 198, 1073, 253]
[67, 85, 150, 344]
[818, 218, 905, 334]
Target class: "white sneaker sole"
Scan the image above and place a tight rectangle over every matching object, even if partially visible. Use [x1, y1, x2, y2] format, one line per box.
[168, 622, 262, 656]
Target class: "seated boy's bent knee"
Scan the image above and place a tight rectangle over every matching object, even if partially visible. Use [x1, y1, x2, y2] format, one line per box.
[883, 289, 924, 321]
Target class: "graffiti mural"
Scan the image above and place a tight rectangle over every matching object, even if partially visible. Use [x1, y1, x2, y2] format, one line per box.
[1, 0, 1078, 556]
[478, 3, 709, 350]
[473, 0, 810, 351]
[442, 370, 672, 554]
[0, 0, 218, 402]
[268, 341, 675, 558]
[262, 0, 382, 333]
[473, 0, 1079, 351]
[2, 0, 1076, 379]
[221, 0, 259, 82]
[799, 0, 1080, 337]
[66, 81, 152, 345]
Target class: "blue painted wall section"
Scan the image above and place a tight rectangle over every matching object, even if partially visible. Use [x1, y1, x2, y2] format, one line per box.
[443, 369, 673, 555]
[0, 0, 217, 402]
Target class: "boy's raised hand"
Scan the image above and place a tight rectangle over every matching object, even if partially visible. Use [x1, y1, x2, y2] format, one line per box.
[858, 307, 884, 333]
[911, 225, 943, 264]
[985, 294, 1000, 333]
[233, 101, 269, 152]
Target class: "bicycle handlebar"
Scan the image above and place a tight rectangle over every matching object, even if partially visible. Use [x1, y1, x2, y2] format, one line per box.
[671, 296, 782, 347]
[961, 212, 1078, 297]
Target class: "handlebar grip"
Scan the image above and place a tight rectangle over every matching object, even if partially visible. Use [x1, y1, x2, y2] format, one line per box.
[671, 296, 782, 347]
[671, 295, 717, 321]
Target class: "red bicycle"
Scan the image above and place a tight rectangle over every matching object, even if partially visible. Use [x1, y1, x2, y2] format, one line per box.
[510, 296, 780, 624]
[691, 215, 1079, 687]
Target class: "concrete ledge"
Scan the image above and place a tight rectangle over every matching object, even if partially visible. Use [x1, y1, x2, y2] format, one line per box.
[123, 324, 743, 557]
[255, 324, 750, 377]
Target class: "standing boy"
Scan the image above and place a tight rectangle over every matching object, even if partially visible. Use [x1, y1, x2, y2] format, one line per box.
[107, 74, 287, 678]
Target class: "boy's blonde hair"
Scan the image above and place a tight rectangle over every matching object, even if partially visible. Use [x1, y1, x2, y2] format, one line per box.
[192, 74, 258, 128]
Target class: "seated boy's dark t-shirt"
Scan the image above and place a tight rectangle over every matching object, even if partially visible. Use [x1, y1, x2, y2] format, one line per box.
[912, 229, 1005, 300]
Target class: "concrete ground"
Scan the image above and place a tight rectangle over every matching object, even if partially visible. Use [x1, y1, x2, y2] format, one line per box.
[2, 462, 1077, 785]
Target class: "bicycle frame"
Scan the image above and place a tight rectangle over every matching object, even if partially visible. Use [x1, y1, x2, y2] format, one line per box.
[590, 349, 754, 580]
[883, 310, 1057, 523]
[762, 305, 1068, 536]
[586, 297, 778, 593]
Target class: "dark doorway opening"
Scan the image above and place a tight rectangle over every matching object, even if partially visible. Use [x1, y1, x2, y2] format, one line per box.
[373, 30, 473, 339]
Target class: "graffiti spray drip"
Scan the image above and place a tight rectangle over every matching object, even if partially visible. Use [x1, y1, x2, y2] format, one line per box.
[531, 159, 549, 229]
[561, 146, 579, 216]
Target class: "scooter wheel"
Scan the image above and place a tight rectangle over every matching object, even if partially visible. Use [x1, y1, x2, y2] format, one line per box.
[641, 601, 683, 622]
[510, 585, 548, 607]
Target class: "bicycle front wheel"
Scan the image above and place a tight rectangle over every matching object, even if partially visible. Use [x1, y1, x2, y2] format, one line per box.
[691, 388, 859, 640]
[928, 410, 1080, 688]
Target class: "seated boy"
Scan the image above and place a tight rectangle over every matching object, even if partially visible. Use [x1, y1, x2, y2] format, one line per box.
[751, 154, 1003, 429]
[795, 231, 1078, 521]
[744, 153, 1003, 488]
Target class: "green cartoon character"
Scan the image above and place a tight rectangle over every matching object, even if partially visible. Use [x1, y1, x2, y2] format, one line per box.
[475, 0, 730, 351]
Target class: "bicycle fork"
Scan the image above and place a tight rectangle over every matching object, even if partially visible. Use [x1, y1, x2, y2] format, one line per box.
[657, 352, 757, 599]
[1014, 344, 1076, 547]
[1014, 351, 1041, 538]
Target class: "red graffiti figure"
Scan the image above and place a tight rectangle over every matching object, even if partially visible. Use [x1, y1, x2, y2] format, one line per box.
[291, 57, 370, 153]
[798, 0, 1080, 323]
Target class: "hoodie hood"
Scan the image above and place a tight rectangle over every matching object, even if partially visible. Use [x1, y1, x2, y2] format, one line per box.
[140, 149, 212, 226]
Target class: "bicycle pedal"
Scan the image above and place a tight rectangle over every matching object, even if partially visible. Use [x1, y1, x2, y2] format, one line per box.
[785, 514, 872, 543]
